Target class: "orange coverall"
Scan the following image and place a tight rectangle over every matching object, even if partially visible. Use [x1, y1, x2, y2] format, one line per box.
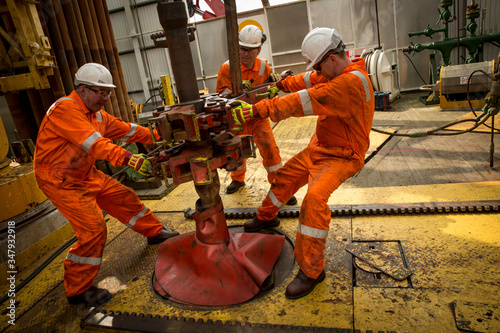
[34, 91, 163, 297]
[254, 59, 374, 279]
[279, 70, 328, 92]
[216, 58, 282, 183]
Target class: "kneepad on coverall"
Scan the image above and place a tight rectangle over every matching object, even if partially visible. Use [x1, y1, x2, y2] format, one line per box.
[254, 59, 375, 279]
[34, 91, 163, 297]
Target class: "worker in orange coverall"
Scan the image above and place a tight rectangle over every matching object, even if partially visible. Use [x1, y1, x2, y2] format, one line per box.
[216, 25, 296, 205]
[34, 63, 179, 306]
[230, 27, 375, 299]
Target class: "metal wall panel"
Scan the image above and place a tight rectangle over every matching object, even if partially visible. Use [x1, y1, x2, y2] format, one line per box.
[142, 48, 170, 82]
[109, 11, 133, 52]
[396, 0, 449, 90]
[107, 0, 500, 102]
[106, 0, 123, 11]
[267, 2, 309, 53]
[351, 0, 399, 50]
[479, 0, 500, 61]
[311, 0, 353, 44]
[136, 4, 162, 48]
[120, 53, 143, 92]
[193, 18, 228, 80]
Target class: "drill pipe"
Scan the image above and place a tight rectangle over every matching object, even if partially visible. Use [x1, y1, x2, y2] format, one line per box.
[158, 0, 202, 110]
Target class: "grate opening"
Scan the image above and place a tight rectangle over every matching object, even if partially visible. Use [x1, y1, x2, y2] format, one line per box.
[349, 240, 413, 288]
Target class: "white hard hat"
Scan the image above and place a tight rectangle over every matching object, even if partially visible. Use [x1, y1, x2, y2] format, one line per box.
[74, 63, 116, 88]
[239, 25, 266, 48]
[301, 27, 344, 70]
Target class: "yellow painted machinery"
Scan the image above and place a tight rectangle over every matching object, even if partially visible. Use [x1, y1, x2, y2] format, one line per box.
[0, 0, 56, 93]
[440, 60, 495, 109]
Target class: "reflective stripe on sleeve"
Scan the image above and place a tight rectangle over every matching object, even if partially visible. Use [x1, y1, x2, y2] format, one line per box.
[126, 206, 148, 228]
[82, 132, 102, 152]
[268, 189, 285, 208]
[119, 123, 137, 142]
[66, 253, 102, 265]
[349, 70, 371, 102]
[224, 60, 230, 67]
[304, 71, 312, 89]
[298, 89, 313, 116]
[236, 164, 246, 171]
[258, 60, 265, 76]
[264, 162, 282, 173]
[297, 222, 329, 239]
[46, 97, 76, 116]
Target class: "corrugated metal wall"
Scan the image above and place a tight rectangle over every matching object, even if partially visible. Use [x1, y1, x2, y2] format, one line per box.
[107, 0, 500, 105]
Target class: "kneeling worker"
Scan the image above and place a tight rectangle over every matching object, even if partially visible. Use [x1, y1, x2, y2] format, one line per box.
[34, 63, 179, 306]
[230, 27, 375, 299]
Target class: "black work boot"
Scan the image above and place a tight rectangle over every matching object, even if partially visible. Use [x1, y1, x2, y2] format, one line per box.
[243, 216, 280, 232]
[67, 286, 112, 306]
[285, 269, 325, 299]
[286, 195, 298, 205]
[226, 180, 245, 194]
[147, 226, 179, 245]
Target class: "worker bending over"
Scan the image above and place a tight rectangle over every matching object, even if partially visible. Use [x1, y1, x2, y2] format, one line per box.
[230, 27, 375, 299]
[34, 63, 179, 306]
[216, 25, 296, 205]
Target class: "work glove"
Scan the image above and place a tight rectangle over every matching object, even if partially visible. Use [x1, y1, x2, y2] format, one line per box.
[231, 100, 258, 126]
[280, 69, 293, 79]
[242, 80, 253, 91]
[123, 151, 152, 176]
[267, 82, 281, 99]
[268, 72, 281, 82]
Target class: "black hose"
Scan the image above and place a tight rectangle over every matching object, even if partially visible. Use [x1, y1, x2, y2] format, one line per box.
[371, 111, 492, 137]
[466, 69, 500, 133]
[403, 52, 428, 85]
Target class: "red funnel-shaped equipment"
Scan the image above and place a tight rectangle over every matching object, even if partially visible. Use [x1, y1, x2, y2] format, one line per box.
[153, 200, 285, 306]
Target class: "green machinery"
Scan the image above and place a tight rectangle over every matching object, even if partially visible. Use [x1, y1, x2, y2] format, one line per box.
[403, 0, 500, 105]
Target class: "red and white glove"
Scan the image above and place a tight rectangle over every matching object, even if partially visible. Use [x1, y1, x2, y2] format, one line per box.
[123, 151, 152, 176]
[231, 100, 259, 126]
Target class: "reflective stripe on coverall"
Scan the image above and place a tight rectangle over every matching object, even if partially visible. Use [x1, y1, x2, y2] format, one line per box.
[280, 70, 328, 91]
[255, 59, 375, 279]
[216, 58, 282, 183]
[34, 91, 163, 297]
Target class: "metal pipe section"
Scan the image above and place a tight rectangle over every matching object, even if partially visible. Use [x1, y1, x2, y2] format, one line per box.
[71, 0, 92, 63]
[51, 0, 79, 83]
[43, 0, 73, 94]
[157, 0, 202, 111]
[77, 2, 102, 69]
[60, 0, 86, 65]
[224, 0, 242, 95]
[103, 0, 133, 123]
[5, 92, 37, 141]
[2, 0, 135, 146]
[95, 0, 131, 122]
[87, 0, 121, 120]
